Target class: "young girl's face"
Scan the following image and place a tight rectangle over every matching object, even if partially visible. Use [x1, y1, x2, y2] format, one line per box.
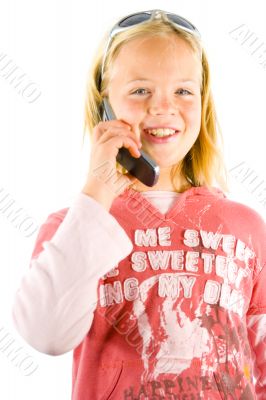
[107, 33, 202, 168]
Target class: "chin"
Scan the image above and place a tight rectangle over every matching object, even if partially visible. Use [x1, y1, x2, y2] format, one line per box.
[152, 154, 183, 169]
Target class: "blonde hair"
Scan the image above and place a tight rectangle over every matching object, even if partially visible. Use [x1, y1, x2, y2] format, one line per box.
[83, 14, 229, 194]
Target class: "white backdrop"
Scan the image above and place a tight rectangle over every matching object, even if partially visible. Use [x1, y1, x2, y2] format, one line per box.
[0, 0, 265, 399]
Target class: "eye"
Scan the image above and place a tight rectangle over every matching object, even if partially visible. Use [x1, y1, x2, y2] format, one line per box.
[131, 88, 149, 95]
[176, 89, 192, 96]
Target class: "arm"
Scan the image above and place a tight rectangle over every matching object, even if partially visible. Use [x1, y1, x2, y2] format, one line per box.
[12, 192, 133, 356]
[246, 257, 266, 399]
[246, 313, 266, 399]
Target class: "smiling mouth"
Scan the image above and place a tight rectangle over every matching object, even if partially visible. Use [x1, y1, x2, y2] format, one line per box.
[144, 128, 179, 138]
[142, 129, 181, 144]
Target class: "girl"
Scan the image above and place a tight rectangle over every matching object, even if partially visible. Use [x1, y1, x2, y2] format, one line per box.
[12, 9, 266, 400]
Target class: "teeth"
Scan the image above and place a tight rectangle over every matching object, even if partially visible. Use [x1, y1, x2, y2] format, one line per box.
[147, 128, 176, 137]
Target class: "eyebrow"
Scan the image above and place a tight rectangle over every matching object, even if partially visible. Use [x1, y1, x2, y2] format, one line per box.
[126, 78, 199, 85]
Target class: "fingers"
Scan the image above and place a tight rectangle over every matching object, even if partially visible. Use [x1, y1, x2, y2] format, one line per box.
[94, 121, 141, 147]
[99, 134, 141, 158]
[92, 120, 142, 159]
[113, 135, 142, 158]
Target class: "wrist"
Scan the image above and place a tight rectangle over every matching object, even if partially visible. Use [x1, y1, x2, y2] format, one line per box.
[82, 177, 115, 211]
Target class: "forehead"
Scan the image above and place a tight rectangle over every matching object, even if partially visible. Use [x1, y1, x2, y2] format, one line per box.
[109, 33, 202, 83]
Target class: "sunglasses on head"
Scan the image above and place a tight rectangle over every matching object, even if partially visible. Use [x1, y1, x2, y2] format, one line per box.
[100, 9, 201, 83]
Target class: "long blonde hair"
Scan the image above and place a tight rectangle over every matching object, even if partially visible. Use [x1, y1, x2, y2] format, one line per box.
[83, 14, 229, 193]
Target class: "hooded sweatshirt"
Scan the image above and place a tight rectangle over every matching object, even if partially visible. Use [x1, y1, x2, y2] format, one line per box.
[12, 186, 266, 400]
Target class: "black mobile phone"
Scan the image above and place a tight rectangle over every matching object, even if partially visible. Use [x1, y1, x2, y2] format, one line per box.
[102, 97, 160, 187]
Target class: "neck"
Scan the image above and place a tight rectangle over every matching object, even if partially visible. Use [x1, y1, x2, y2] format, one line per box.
[129, 165, 192, 193]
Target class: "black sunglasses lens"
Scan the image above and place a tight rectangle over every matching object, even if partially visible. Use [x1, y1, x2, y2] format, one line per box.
[119, 13, 151, 28]
[118, 12, 198, 34]
[168, 14, 196, 31]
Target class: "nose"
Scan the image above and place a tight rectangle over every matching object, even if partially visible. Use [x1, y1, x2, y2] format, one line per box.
[148, 94, 177, 116]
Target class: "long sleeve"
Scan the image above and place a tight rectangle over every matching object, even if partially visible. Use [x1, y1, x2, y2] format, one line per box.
[11, 192, 133, 356]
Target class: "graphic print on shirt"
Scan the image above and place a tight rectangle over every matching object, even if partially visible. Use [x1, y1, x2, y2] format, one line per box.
[98, 226, 257, 399]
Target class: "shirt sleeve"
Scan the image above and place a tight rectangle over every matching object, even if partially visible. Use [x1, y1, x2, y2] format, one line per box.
[243, 208, 266, 399]
[246, 233, 266, 400]
[11, 192, 133, 356]
[246, 313, 266, 399]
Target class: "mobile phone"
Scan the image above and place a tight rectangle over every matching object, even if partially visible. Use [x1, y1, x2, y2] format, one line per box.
[102, 97, 160, 187]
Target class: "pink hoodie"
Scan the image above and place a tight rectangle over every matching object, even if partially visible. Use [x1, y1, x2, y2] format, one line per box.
[12, 186, 266, 399]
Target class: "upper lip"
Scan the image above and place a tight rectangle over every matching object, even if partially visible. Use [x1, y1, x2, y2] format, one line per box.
[143, 126, 180, 131]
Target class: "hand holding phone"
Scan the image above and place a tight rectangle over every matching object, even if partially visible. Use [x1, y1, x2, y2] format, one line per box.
[102, 98, 160, 187]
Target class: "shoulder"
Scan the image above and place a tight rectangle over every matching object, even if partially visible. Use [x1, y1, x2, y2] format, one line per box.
[44, 207, 69, 224]
[190, 186, 265, 231]
[213, 194, 266, 278]
[218, 196, 266, 267]
[31, 207, 69, 259]
[219, 195, 265, 231]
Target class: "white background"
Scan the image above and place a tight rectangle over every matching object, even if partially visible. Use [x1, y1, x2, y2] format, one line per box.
[0, 0, 265, 398]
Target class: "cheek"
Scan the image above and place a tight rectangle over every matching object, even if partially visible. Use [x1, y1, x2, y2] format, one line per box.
[119, 100, 145, 122]
[184, 101, 201, 129]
